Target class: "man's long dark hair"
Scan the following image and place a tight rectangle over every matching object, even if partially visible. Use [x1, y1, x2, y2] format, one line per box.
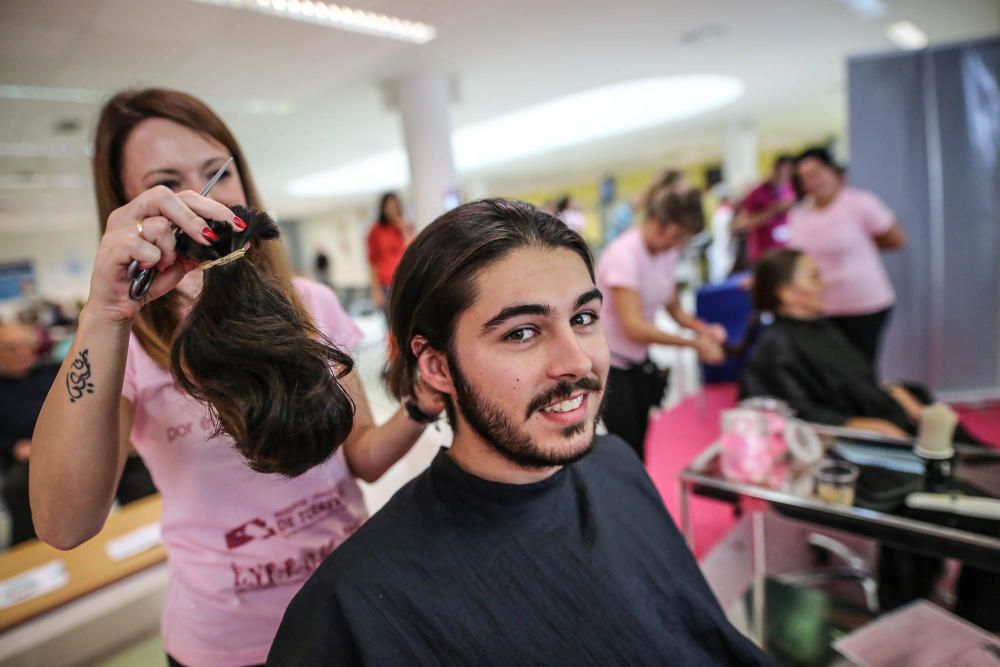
[171, 206, 356, 476]
[385, 198, 593, 423]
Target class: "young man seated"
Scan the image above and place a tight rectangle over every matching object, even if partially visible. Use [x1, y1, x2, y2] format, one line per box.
[267, 200, 770, 665]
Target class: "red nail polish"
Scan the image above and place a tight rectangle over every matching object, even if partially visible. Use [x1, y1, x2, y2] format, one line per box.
[234, 216, 247, 230]
[202, 227, 220, 242]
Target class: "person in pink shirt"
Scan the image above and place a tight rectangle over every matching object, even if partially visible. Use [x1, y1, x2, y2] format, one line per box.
[787, 148, 906, 367]
[596, 170, 726, 461]
[731, 155, 796, 263]
[30, 89, 444, 667]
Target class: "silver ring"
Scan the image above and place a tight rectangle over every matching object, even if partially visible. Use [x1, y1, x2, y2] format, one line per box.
[136, 219, 144, 237]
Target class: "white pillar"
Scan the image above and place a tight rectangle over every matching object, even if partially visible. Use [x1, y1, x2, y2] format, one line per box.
[386, 73, 459, 229]
[723, 118, 759, 198]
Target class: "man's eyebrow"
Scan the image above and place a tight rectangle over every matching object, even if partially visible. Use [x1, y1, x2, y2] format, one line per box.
[574, 288, 603, 310]
[479, 288, 603, 336]
[481, 303, 552, 335]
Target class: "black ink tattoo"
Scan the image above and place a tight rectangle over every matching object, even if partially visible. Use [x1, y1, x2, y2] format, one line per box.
[66, 349, 95, 403]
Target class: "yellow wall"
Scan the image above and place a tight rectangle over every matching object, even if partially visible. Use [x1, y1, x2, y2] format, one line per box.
[501, 142, 824, 244]
[499, 162, 716, 244]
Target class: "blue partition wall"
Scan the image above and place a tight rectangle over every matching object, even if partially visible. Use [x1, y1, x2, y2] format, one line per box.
[848, 37, 1000, 397]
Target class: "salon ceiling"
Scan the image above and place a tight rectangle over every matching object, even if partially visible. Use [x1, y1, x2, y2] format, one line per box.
[0, 0, 997, 233]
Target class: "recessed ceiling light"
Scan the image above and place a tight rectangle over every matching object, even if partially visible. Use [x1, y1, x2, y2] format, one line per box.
[187, 0, 436, 44]
[288, 75, 744, 198]
[837, 0, 887, 18]
[885, 20, 929, 50]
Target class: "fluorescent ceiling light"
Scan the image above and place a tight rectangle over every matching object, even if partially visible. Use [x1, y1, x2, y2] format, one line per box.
[885, 20, 928, 50]
[288, 75, 744, 198]
[0, 84, 104, 104]
[453, 76, 744, 171]
[0, 143, 92, 158]
[188, 0, 436, 44]
[0, 84, 294, 116]
[0, 173, 85, 190]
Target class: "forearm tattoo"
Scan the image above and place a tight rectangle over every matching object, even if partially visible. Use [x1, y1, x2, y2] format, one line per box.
[66, 349, 95, 403]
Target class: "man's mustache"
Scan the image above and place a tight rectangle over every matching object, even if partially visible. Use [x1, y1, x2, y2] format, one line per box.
[526, 376, 603, 418]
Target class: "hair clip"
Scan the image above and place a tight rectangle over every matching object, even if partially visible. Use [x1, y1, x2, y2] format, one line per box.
[199, 248, 247, 270]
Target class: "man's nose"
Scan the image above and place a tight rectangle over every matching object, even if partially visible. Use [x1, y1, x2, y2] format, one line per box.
[546, 325, 592, 379]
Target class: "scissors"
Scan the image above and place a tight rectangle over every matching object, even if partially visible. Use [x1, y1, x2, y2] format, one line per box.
[127, 157, 234, 300]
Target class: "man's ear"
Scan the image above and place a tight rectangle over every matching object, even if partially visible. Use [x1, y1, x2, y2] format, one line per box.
[412, 336, 454, 396]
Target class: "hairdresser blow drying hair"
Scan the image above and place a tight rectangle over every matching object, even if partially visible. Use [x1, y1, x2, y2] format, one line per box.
[171, 206, 356, 476]
[30, 88, 445, 667]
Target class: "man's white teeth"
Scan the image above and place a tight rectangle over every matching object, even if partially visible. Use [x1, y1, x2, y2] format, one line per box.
[543, 395, 584, 413]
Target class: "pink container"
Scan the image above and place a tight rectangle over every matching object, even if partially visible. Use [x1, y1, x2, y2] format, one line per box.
[719, 408, 774, 485]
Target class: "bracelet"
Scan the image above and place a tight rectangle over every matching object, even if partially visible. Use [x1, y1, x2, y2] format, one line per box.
[403, 397, 439, 424]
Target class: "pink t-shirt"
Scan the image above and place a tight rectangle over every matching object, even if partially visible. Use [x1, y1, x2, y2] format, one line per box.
[596, 227, 679, 367]
[788, 186, 897, 316]
[740, 181, 794, 261]
[122, 278, 365, 667]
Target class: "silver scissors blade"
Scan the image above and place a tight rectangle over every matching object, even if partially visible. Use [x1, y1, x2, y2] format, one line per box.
[200, 157, 234, 197]
[127, 156, 236, 300]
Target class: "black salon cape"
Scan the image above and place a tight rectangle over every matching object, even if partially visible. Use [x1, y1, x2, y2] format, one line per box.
[267, 435, 770, 666]
[739, 316, 910, 430]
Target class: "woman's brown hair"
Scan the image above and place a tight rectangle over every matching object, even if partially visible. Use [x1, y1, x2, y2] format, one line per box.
[171, 207, 356, 476]
[639, 168, 705, 234]
[92, 88, 305, 369]
[750, 248, 804, 313]
[728, 248, 805, 357]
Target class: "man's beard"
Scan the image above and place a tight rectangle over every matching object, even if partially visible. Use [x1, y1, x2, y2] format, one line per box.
[448, 353, 604, 469]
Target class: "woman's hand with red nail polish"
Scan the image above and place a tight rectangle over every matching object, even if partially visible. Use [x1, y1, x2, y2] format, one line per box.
[90, 185, 233, 322]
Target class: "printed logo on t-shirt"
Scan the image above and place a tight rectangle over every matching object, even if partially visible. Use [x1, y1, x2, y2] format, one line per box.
[223, 482, 365, 593]
[229, 516, 365, 594]
[231, 535, 345, 593]
[163, 415, 219, 444]
[277, 486, 353, 535]
[224, 518, 278, 549]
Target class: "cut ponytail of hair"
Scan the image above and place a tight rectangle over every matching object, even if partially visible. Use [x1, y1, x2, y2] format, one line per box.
[171, 206, 356, 477]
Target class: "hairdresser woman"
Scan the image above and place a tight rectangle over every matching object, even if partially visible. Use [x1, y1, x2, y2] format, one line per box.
[30, 89, 443, 667]
[788, 147, 905, 368]
[596, 170, 726, 461]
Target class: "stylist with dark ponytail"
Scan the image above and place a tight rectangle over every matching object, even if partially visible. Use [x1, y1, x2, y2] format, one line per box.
[30, 88, 443, 667]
